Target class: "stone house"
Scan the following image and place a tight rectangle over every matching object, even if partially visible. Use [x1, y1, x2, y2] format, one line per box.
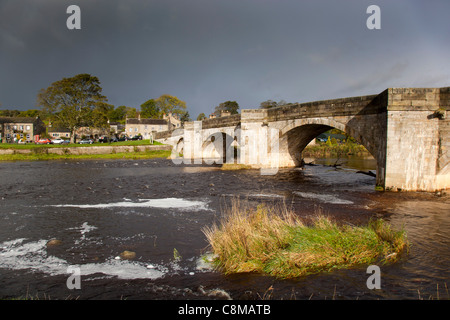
[0, 116, 46, 143]
[162, 113, 182, 130]
[125, 117, 169, 140]
[109, 122, 125, 135]
[48, 127, 71, 139]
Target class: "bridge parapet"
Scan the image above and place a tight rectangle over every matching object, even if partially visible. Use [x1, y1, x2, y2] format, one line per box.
[387, 87, 450, 110]
[266, 94, 384, 122]
[197, 114, 241, 129]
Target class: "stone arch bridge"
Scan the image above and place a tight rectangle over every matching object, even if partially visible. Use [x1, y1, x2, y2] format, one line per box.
[156, 87, 450, 192]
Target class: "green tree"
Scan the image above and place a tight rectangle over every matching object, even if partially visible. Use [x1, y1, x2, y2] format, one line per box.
[155, 94, 187, 118]
[196, 112, 206, 121]
[90, 102, 114, 132]
[125, 107, 137, 119]
[180, 111, 191, 124]
[0, 109, 20, 117]
[140, 99, 160, 118]
[259, 99, 288, 109]
[214, 101, 239, 117]
[108, 105, 127, 122]
[37, 73, 108, 143]
[18, 109, 41, 118]
[259, 100, 278, 109]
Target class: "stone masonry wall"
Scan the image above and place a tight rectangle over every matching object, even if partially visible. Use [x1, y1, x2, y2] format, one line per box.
[384, 88, 449, 191]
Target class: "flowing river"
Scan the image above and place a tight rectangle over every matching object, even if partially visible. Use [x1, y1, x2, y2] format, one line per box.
[0, 157, 449, 300]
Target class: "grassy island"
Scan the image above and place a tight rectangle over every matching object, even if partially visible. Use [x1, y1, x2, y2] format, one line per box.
[203, 201, 408, 279]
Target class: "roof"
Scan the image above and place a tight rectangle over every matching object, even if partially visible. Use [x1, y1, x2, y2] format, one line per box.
[0, 116, 42, 124]
[48, 127, 71, 133]
[126, 118, 168, 125]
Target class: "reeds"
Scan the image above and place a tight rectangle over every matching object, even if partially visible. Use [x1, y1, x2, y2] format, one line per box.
[203, 199, 409, 279]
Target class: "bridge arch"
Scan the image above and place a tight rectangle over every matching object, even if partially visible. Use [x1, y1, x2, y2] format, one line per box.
[201, 128, 239, 164]
[278, 118, 377, 167]
[175, 137, 184, 156]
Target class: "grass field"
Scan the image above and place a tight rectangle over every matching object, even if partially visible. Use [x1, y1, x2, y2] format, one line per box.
[0, 139, 171, 161]
[0, 139, 162, 149]
[0, 149, 171, 161]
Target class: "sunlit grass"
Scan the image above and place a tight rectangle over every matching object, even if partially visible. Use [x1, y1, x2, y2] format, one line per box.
[0, 150, 171, 161]
[0, 139, 161, 149]
[203, 200, 409, 279]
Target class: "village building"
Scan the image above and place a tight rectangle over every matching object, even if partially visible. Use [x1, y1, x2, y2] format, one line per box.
[125, 116, 169, 140]
[0, 116, 46, 143]
[109, 121, 125, 136]
[48, 127, 71, 139]
[162, 113, 182, 130]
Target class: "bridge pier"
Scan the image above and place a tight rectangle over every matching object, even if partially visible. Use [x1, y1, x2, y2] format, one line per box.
[383, 88, 449, 191]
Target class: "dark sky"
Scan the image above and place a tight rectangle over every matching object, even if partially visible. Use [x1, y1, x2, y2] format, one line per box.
[1, 0, 449, 118]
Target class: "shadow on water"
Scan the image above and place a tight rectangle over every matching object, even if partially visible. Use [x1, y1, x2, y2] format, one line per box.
[0, 157, 448, 300]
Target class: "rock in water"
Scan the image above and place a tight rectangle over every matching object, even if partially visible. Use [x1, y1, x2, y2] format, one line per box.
[119, 250, 136, 260]
[46, 239, 62, 247]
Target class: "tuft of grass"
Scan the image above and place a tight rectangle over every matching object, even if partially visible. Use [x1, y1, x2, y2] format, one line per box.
[203, 200, 409, 279]
[173, 248, 182, 261]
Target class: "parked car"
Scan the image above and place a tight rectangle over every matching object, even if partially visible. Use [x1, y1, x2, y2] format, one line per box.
[130, 135, 143, 141]
[98, 136, 110, 143]
[36, 138, 53, 144]
[52, 138, 66, 144]
[79, 139, 94, 144]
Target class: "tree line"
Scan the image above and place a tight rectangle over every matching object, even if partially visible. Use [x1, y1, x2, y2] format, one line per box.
[34, 73, 190, 143]
[1, 73, 294, 142]
[196, 99, 292, 121]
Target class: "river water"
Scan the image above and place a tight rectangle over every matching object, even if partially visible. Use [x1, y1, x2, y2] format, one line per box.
[0, 157, 448, 300]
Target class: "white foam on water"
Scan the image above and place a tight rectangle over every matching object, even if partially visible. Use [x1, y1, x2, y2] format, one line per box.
[293, 191, 354, 204]
[68, 222, 98, 239]
[195, 253, 216, 272]
[50, 197, 210, 211]
[80, 222, 97, 236]
[0, 238, 165, 280]
[79, 259, 165, 280]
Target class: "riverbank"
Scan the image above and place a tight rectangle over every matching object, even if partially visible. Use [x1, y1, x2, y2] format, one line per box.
[303, 142, 371, 158]
[0, 149, 172, 161]
[0, 141, 172, 161]
[203, 200, 409, 279]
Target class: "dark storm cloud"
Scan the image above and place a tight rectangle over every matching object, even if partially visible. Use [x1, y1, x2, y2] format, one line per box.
[1, 0, 449, 118]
